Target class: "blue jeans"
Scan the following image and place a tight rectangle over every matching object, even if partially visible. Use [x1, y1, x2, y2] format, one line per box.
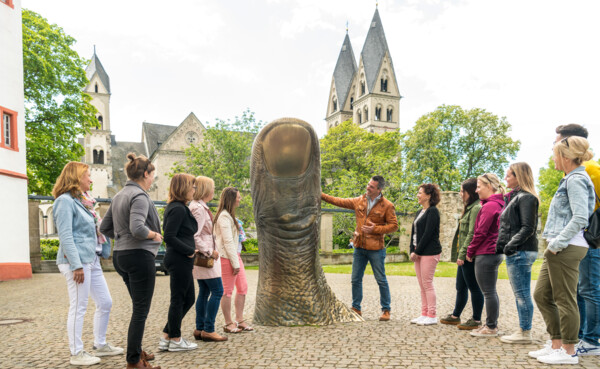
[195, 277, 223, 333]
[351, 247, 391, 312]
[578, 247, 600, 346]
[506, 250, 537, 331]
[452, 260, 484, 321]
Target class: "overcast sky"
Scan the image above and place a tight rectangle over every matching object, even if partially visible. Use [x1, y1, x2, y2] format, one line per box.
[24, 0, 600, 181]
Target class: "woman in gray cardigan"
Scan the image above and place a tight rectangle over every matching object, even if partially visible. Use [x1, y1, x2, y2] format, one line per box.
[100, 153, 162, 369]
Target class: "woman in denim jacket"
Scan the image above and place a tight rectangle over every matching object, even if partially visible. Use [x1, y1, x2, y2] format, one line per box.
[53, 162, 123, 366]
[530, 136, 595, 365]
[497, 162, 539, 345]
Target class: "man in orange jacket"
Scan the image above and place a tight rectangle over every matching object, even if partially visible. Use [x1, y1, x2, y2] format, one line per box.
[322, 175, 398, 321]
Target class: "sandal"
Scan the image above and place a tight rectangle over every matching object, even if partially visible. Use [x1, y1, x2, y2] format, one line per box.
[223, 322, 242, 333]
[236, 320, 254, 332]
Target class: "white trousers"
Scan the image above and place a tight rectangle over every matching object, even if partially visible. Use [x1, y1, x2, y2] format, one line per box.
[58, 256, 113, 355]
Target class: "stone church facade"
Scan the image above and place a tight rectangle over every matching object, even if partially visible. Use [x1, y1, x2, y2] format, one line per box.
[82, 51, 205, 201]
[325, 8, 401, 133]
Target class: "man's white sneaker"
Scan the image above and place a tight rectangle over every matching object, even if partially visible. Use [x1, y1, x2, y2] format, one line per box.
[92, 343, 124, 357]
[417, 317, 438, 326]
[158, 337, 170, 351]
[70, 351, 101, 366]
[410, 316, 427, 324]
[537, 347, 578, 365]
[576, 340, 600, 356]
[528, 342, 555, 358]
[168, 338, 198, 352]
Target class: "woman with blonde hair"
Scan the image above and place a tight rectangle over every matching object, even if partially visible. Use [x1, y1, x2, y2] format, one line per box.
[216, 187, 253, 333]
[497, 163, 539, 345]
[189, 176, 227, 342]
[466, 173, 505, 337]
[100, 153, 161, 369]
[53, 162, 123, 366]
[529, 136, 595, 365]
[159, 173, 199, 352]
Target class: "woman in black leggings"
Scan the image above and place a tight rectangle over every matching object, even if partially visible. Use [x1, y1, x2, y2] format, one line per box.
[100, 153, 163, 369]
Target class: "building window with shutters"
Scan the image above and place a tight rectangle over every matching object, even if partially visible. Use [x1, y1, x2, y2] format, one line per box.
[0, 105, 18, 151]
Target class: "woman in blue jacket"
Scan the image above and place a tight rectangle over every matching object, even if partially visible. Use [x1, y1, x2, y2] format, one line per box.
[53, 162, 123, 366]
[530, 136, 595, 365]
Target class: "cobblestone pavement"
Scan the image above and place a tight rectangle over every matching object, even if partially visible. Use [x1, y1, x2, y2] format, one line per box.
[1, 269, 599, 369]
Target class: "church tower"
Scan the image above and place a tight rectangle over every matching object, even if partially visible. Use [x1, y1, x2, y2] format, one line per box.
[82, 49, 112, 197]
[325, 31, 357, 130]
[326, 8, 401, 134]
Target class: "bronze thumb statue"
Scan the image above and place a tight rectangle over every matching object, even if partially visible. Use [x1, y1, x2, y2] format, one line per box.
[250, 117, 362, 326]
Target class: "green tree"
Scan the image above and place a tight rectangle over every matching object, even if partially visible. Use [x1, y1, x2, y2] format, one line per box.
[172, 109, 264, 223]
[403, 105, 520, 191]
[320, 120, 405, 245]
[537, 157, 565, 227]
[23, 9, 98, 194]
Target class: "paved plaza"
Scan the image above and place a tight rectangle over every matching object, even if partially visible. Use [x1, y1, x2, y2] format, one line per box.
[1, 269, 599, 369]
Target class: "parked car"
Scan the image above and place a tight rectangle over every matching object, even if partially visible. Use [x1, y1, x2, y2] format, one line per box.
[155, 243, 168, 275]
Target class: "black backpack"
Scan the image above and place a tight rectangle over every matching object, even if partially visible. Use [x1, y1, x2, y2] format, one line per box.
[584, 193, 600, 249]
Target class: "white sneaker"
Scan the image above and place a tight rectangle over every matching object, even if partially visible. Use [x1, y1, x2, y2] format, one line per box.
[410, 316, 427, 324]
[576, 340, 600, 356]
[417, 317, 438, 326]
[537, 347, 578, 365]
[528, 342, 555, 358]
[168, 338, 198, 352]
[92, 343, 124, 357]
[158, 337, 170, 351]
[70, 351, 101, 366]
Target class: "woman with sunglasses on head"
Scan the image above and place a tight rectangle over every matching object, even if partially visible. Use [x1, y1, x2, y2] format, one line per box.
[529, 136, 595, 365]
[189, 176, 227, 342]
[441, 178, 484, 331]
[497, 163, 539, 345]
[466, 173, 505, 337]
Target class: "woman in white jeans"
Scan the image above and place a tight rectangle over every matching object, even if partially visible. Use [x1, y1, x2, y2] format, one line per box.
[53, 161, 123, 366]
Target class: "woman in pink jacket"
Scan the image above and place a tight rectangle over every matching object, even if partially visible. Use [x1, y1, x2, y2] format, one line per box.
[189, 177, 227, 342]
[466, 173, 505, 337]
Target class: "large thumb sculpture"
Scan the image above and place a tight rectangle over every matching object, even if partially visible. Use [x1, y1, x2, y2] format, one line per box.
[251, 118, 362, 326]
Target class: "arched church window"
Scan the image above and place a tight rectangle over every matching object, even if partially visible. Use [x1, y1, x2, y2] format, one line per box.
[375, 106, 382, 121]
[98, 150, 104, 164]
[364, 107, 368, 121]
[386, 107, 393, 122]
[350, 97, 354, 110]
[93, 149, 98, 164]
[97, 115, 103, 130]
[381, 78, 388, 92]
[332, 98, 337, 112]
[360, 81, 365, 95]
[357, 109, 362, 124]
[95, 83, 98, 93]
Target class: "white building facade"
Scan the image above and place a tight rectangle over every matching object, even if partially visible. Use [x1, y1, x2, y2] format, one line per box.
[0, 0, 32, 280]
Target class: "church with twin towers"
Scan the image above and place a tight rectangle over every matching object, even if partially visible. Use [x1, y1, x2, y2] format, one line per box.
[79, 8, 399, 201]
[325, 8, 401, 133]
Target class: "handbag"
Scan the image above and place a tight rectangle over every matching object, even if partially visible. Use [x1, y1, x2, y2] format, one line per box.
[194, 253, 214, 268]
[584, 193, 600, 249]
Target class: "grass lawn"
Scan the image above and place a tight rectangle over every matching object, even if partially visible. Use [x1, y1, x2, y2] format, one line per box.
[246, 259, 544, 280]
[320, 259, 544, 280]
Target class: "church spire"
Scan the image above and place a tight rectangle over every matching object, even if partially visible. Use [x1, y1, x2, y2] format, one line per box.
[85, 49, 111, 94]
[332, 32, 357, 113]
[360, 8, 393, 92]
